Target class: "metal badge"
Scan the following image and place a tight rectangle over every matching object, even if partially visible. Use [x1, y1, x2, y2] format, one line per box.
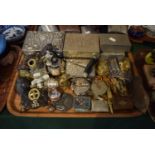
[71, 78, 90, 96]
[73, 96, 91, 112]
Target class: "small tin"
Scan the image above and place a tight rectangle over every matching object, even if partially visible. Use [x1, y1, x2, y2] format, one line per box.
[66, 59, 95, 78]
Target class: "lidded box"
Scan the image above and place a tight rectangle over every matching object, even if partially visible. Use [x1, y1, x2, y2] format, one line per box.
[63, 33, 100, 58]
[99, 34, 131, 54]
[22, 31, 65, 56]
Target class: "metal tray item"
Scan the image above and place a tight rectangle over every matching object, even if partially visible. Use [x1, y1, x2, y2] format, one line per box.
[66, 59, 95, 77]
[91, 99, 109, 112]
[99, 33, 131, 53]
[22, 31, 65, 56]
[63, 33, 100, 58]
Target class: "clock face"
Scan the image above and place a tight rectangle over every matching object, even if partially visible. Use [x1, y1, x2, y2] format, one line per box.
[0, 25, 26, 42]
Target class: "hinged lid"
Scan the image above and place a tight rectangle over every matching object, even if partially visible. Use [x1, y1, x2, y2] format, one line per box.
[63, 33, 100, 58]
[22, 31, 65, 56]
[99, 33, 131, 53]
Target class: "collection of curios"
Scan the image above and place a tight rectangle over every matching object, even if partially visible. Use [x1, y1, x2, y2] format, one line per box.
[16, 32, 133, 113]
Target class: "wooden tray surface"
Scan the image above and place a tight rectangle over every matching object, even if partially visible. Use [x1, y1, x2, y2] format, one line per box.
[7, 53, 143, 118]
[0, 45, 22, 112]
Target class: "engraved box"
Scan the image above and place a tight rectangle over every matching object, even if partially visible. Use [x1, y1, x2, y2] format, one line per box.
[63, 33, 100, 58]
[22, 31, 65, 56]
[99, 33, 131, 54]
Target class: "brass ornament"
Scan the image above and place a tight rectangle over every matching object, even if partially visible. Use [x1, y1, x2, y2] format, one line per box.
[28, 88, 40, 101]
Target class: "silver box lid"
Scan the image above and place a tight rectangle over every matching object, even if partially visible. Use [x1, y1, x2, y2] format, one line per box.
[22, 31, 65, 55]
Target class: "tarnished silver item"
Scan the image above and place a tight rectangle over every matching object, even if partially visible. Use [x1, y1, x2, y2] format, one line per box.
[99, 33, 131, 53]
[71, 78, 90, 96]
[66, 59, 95, 78]
[22, 31, 65, 55]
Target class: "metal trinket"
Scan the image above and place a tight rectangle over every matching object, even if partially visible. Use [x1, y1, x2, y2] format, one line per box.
[53, 93, 73, 111]
[73, 96, 91, 112]
[71, 78, 90, 96]
[28, 88, 40, 108]
[63, 33, 100, 58]
[48, 88, 61, 102]
[91, 79, 108, 99]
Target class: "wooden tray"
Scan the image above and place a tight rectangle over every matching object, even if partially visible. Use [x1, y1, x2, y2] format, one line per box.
[7, 53, 147, 118]
[0, 45, 22, 112]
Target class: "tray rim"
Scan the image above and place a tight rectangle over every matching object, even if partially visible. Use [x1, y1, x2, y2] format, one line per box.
[0, 45, 22, 112]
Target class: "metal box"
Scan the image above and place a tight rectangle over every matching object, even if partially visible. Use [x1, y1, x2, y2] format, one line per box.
[99, 33, 131, 54]
[63, 33, 100, 58]
[66, 59, 95, 77]
[22, 31, 65, 56]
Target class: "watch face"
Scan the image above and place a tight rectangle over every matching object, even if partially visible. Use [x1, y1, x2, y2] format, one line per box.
[0, 25, 26, 42]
